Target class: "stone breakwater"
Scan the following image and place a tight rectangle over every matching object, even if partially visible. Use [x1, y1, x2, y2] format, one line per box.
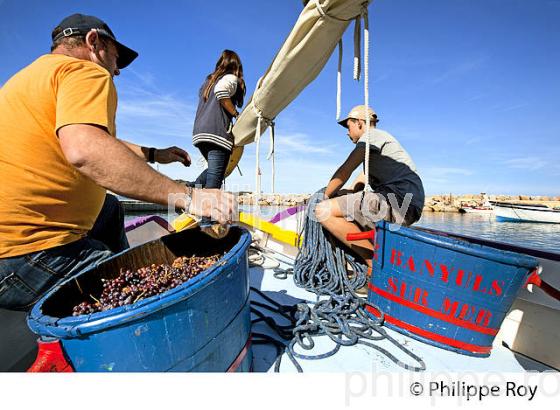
[235, 192, 560, 213]
[237, 193, 311, 207]
[424, 194, 560, 213]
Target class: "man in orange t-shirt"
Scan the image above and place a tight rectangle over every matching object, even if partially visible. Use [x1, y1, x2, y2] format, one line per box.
[0, 14, 236, 311]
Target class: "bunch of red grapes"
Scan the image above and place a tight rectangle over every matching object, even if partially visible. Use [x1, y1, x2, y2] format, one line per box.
[72, 254, 223, 316]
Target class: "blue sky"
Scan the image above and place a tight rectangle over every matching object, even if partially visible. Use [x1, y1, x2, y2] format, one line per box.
[1, 0, 559, 195]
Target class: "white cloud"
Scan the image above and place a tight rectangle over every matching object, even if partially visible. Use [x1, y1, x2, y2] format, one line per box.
[119, 98, 194, 121]
[419, 167, 476, 194]
[126, 68, 157, 89]
[430, 56, 488, 85]
[502, 157, 547, 171]
[115, 78, 197, 142]
[465, 93, 487, 103]
[275, 132, 334, 155]
[420, 167, 475, 177]
[489, 102, 529, 113]
[464, 137, 481, 146]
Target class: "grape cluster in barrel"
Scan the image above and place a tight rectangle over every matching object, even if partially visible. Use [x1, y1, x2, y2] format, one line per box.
[72, 254, 223, 316]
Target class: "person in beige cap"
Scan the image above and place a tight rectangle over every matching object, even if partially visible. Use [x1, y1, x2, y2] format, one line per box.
[315, 105, 425, 273]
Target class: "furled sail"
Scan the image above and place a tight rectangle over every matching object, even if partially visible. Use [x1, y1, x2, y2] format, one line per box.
[233, 0, 372, 146]
[226, 0, 372, 178]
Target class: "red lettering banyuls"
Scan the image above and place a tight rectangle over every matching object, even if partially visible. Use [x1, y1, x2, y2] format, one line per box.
[386, 248, 505, 329]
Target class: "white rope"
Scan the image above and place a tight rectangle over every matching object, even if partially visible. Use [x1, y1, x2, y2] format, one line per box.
[314, 0, 327, 18]
[314, 0, 340, 21]
[255, 115, 262, 210]
[353, 16, 361, 81]
[313, 0, 353, 22]
[362, 7, 373, 193]
[336, 40, 343, 120]
[253, 105, 276, 206]
[266, 121, 276, 193]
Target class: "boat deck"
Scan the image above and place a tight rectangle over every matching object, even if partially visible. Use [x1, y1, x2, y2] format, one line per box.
[1, 254, 553, 373]
[249, 255, 553, 373]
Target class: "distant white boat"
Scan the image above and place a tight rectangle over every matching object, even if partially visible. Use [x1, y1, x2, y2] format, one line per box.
[459, 195, 494, 214]
[459, 205, 494, 214]
[491, 202, 560, 224]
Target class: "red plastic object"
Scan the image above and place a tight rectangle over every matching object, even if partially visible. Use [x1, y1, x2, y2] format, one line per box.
[27, 339, 74, 372]
[346, 230, 376, 242]
[227, 337, 252, 372]
[525, 269, 560, 302]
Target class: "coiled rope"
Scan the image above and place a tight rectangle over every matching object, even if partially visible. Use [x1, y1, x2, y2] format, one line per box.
[249, 190, 426, 372]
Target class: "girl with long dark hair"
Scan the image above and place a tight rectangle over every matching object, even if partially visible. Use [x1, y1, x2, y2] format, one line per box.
[192, 50, 246, 191]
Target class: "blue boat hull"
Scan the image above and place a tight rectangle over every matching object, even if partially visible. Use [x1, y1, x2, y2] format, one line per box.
[496, 215, 558, 224]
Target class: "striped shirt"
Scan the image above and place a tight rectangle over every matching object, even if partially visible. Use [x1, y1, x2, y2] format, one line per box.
[192, 74, 240, 151]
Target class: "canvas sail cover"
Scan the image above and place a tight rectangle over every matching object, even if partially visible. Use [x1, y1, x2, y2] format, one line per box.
[232, 0, 372, 147]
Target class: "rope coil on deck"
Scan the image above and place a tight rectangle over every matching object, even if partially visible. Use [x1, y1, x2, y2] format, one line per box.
[287, 190, 425, 371]
[248, 190, 425, 372]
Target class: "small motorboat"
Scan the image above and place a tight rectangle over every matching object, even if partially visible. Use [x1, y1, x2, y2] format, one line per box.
[459, 205, 494, 214]
[491, 201, 560, 224]
[459, 194, 494, 214]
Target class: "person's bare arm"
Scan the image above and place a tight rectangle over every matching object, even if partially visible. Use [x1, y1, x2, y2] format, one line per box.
[219, 98, 239, 117]
[58, 124, 234, 223]
[120, 140, 191, 166]
[324, 146, 364, 198]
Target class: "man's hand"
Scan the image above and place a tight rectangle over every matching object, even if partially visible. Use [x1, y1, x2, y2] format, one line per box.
[156, 146, 191, 166]
[188, 189, 237, 225]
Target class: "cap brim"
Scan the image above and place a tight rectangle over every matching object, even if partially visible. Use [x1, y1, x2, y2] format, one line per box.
[115, 41, 138, 69]
[337, 117, 350, 128]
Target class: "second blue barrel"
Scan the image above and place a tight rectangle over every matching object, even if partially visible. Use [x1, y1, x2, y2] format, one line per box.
[366, 221, 539, 357]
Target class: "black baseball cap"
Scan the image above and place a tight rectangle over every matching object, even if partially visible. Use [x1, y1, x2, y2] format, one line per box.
[52, 13, 138, 69]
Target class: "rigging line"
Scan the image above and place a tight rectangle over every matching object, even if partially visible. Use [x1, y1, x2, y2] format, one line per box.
[336, 40, 343, 120]
[266, 121, 276, 194]
[362, 8, 373, 193]
[313, 0, 366, 22]
[353, 15, 361, 81]
[254, 114, 263, 217]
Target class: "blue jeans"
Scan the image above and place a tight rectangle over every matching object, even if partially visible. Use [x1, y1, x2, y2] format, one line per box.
[193, 142, 231, 189]
[90, 194, 129, 253]
[0, 194, 127, 311]
[193, 143, 231, 225]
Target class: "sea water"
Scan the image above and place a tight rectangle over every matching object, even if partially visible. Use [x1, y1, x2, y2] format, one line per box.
[415, 212, 560, 254]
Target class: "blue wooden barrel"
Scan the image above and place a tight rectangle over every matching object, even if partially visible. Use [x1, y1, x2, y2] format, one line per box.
[28, 226, 252, 372]
[365, 221, 539, 357]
